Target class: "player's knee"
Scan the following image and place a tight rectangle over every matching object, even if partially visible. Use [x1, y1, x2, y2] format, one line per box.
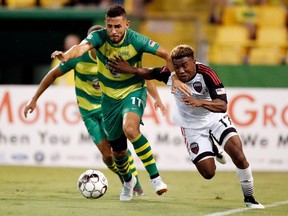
[202, 171, 215, 180]
[198, 166, 216, 180]
[123, 124, 139, 140]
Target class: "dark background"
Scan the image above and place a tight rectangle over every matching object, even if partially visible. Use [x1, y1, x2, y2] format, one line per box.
[0, 8, 106, 84]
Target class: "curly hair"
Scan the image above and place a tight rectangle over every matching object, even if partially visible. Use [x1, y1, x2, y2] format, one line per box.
[171, 44, 194, 60]
[106, 4, 126, 18]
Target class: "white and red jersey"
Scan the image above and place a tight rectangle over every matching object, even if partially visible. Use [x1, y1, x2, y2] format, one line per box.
[152, 62, 228, 129]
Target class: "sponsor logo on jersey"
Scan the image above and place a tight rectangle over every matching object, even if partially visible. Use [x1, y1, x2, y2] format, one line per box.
[190, 142, 199, 154]
[105, 63, 121, 78]
[148, 40, 156, 47]
[119, 51, 130, 57]
[216, 88, 226, 95]
[193, 82, 202, 93]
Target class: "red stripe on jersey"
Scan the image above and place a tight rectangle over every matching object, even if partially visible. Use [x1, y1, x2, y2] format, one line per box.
[181, 127, 190, 153]
[197, 64, 221, 85]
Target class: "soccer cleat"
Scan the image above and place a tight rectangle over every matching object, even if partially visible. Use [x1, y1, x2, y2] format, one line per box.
[244, 196, 265, 209]
[133, 185, 145, 196]
[120, 175, 137, 201]
[216, 152, 227, 164]
[151, 176, 167, 195]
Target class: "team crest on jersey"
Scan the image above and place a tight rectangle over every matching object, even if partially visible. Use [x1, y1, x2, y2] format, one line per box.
[91, 78, 100, 90]
[119, 51, 130, 57]
[190, 142, 199, 154]
[148, 40, 156, 47]
[193, 81, 202, 93]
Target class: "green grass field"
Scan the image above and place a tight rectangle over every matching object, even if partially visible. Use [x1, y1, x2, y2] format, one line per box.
[0, 166, 287, 216]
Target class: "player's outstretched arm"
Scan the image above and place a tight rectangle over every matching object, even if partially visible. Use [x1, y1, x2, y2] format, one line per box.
[181, 97, 227, 113]
[51, 40, 93, 63]
[146, 80, 167, 116]
[23, 66, 63, 118]
[109, 56, 191, 96]
[171, 74, 192, 96]
[108, 56, 154, 79]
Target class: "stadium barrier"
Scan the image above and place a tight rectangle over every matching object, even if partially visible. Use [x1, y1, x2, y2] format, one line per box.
[1, 86, 287, 171]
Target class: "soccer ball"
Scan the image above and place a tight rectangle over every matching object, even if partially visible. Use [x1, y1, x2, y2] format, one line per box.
[77, 169, 108, 199]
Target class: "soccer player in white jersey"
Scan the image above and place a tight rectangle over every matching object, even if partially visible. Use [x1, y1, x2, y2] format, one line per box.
[107, 44, 265, 209]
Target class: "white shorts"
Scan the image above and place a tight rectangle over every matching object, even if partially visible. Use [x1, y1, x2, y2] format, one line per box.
[181, 114, 238, 164]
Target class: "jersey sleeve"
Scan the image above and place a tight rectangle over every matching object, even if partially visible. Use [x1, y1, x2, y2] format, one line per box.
[151, 66, 171, 84]
[130, 30, 160, 55]
[85, 29, 104, 48]
[202, 69, 227, 103]
[59, 60, 73, 74]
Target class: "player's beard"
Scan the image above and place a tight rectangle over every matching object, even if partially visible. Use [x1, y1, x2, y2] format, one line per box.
[110, 34, 124, 44]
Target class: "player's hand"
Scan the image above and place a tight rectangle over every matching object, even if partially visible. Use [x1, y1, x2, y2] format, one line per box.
[108, 55, 135, 74]
[23, 99, 37, 118]
[180, 96, 201, 109]
[154, 100, 167, 116]
[51, 50, 67, 63]
[171, 79, 191, 96]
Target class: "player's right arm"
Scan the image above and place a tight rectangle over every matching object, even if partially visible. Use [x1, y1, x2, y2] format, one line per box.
[23, 66, 63, 118]
[108, 55, 154, 79]
[51, 40, 93, 63]
[108, 57, 191, 95]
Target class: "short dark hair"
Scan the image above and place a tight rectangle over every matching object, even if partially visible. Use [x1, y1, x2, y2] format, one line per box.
[106, 4, 126, 18]
[87, 25, 104, 35]
[171, 44, 195, 60]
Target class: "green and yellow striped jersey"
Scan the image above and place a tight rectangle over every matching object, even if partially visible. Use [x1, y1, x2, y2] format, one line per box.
[59, 50, 101, 119]
[86, 28, 160, 100]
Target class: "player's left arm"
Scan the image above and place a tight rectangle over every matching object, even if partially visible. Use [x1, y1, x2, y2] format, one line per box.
[203, 84, 228, 112]
[205, 70, 228, 113]
[51, 40, 93, 63]
[181, 96, 227, 113]
[23, 65, 64, 118]
[181, 70, 227, 112]
[146, 80, 167, 116]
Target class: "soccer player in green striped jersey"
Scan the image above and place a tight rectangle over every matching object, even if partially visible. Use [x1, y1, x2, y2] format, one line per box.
[51, 4, 172, 201]
[24, 25, 146, 196]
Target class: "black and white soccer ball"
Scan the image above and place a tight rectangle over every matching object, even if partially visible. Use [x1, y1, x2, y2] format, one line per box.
[77, 169, 108, 199]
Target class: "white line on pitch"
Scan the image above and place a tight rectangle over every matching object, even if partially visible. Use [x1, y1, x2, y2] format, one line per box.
[205, 200, 288, 216]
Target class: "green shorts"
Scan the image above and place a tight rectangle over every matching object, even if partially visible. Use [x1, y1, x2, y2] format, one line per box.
[101, 88, 147, 141]
[83, 109, 107, 145]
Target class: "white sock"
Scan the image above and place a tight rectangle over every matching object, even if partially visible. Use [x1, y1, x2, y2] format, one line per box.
[236, 166, 254, 197]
